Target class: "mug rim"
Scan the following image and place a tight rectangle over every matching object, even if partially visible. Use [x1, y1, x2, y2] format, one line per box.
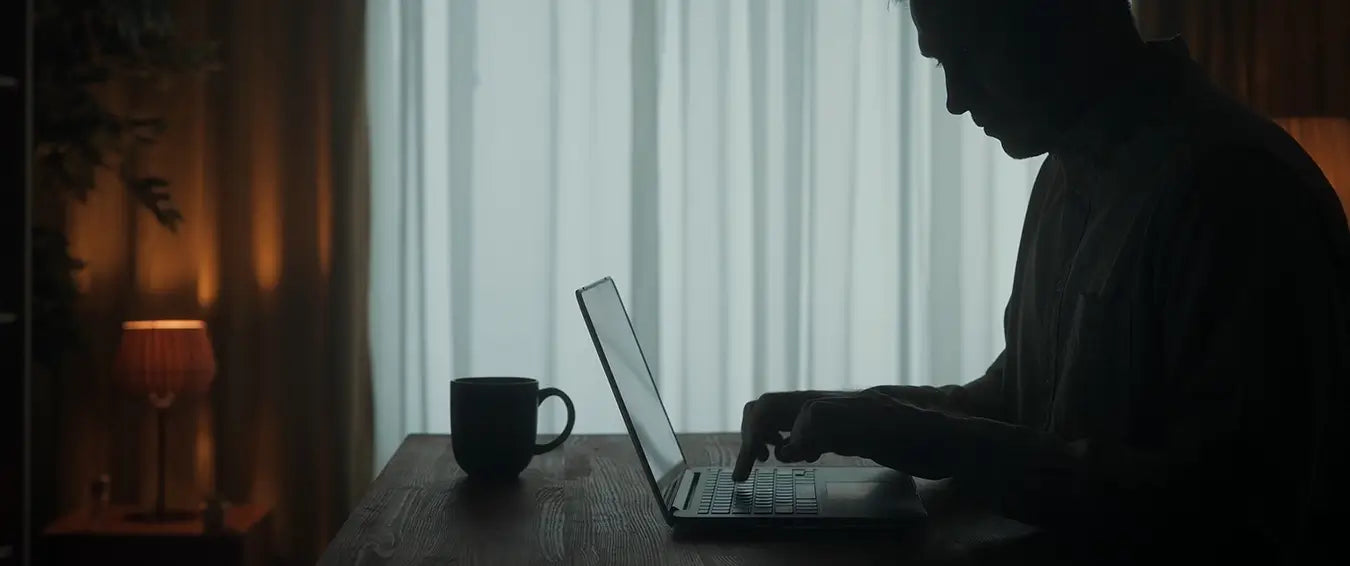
[452, 376, 537, 386]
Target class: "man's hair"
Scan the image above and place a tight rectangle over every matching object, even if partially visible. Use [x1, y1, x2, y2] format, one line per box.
[894, 0, 1138, 44]
[893, 0, 1130, 11]
[892, 0, 1134, 22]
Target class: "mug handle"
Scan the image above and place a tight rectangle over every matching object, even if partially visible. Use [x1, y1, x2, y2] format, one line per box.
[534, 387, 576, 454]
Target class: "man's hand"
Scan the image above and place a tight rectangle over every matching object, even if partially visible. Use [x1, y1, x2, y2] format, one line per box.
[732, 391, 844, 481]
[732, 389, 929, 481]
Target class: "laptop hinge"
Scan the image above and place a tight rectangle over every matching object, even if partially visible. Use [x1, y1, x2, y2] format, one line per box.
[663, 474, 679, 511]
[670, 469, 697, 511]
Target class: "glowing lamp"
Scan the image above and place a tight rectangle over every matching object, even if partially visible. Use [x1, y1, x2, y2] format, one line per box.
[113, 320, 216, 522]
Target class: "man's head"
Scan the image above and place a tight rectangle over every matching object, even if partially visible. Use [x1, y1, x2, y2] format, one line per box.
[904, 0, 1143, 158]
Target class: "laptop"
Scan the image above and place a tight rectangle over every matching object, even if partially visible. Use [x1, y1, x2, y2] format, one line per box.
[576, 276, 927, 530]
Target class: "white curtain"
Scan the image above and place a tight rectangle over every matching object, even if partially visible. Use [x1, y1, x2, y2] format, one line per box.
[366, 0, 1043, 469]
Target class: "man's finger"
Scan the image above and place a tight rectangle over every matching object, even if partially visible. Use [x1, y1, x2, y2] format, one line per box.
[778, 399, 828, 462]
[735, 391, 835, 480]
[735, 392, 802, 480]
[733, 400, 761, 481]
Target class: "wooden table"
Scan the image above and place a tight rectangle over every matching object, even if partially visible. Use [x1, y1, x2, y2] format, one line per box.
[40, 504, 272, 566]
[320, 434, 1058, 565]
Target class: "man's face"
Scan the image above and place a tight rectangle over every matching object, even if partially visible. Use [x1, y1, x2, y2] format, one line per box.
[909, 0, 1067, 159]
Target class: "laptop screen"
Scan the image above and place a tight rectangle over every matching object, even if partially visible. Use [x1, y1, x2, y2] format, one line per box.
[578, 278, 686, 497]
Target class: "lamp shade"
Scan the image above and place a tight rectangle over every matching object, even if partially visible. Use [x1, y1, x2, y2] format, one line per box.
[1276, 117, 1350, 225]
[113, 320, 217, 405]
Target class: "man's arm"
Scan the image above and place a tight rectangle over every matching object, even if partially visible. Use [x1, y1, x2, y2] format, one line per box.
[864, 351, 1007, 420]
[862, 156, 1060, 423]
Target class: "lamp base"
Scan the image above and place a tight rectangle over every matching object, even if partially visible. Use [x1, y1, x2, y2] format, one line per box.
[124, 509, 200, 523]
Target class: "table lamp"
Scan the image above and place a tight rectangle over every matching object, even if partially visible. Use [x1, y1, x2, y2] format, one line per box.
[113, 320, 217, 522]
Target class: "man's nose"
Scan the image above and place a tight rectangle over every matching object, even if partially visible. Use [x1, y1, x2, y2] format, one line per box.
[942, 68, 970, 116]
[946, 96, 968, 116]
[945, 86, 970, 117]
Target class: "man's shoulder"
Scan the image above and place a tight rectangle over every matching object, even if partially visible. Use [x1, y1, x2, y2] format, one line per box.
[1135, 112, 1348, 266]
[1127, 95, 1327, 213]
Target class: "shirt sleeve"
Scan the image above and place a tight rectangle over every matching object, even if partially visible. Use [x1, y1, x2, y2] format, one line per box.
[908, 146, 1348, 561]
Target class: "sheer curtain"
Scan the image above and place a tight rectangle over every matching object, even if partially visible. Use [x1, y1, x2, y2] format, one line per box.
[366, 0, 1043, 469]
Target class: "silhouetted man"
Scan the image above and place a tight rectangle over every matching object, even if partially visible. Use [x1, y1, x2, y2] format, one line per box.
[734, 0, 1350, 562]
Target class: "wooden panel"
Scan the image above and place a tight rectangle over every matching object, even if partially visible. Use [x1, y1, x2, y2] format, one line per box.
[319, 434, 1051, 566]
[1133, 0, 1350, 118]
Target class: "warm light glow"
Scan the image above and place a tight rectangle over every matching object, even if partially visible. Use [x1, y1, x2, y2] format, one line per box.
[188, 61, 219, 311]
[253, 181, 282, 292]
[316, 73, 334, 277]
[195, 402, 216, 497]
[195, 164, 220, 310]
[123, 319, 207, 330]
[197, 260, 219, 309]
[1276, 117, 1350, 225]
[252, 122, 283, 291]
[248, 46, 284, 293]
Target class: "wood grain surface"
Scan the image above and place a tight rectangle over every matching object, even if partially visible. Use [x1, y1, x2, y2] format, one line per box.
[318, 434, 1054, 566]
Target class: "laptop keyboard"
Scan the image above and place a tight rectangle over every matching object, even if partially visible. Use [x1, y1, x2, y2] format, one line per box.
[697, 468, 818, 515]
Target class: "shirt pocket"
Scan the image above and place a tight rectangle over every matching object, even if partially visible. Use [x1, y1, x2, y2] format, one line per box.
[1051, 291, 1135, 439]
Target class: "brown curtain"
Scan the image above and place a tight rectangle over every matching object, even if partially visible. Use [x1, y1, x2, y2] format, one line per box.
[47, 0, 371, 563]
[1132, 0, 1350, 118]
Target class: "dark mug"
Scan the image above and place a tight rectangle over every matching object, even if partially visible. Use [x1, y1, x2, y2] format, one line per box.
[450, 377, 576, 481]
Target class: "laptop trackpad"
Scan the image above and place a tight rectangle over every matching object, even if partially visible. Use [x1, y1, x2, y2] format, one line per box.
[825, 481, 880, 501]
[821, 474, 924, 518]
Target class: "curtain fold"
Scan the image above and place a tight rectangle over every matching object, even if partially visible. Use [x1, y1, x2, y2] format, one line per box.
[368, 0, 1043, 467]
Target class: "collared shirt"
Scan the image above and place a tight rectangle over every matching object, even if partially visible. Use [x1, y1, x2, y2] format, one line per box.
[887, 38, 1350, 562]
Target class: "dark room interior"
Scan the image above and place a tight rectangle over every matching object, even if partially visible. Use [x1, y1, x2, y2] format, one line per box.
[4, 1, 1348, 565]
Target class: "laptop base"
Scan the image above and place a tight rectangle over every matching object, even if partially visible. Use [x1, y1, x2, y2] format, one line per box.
[672, 465, 927, 530]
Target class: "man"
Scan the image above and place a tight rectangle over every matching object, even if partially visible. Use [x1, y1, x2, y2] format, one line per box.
[734, 0, 1349, 562]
